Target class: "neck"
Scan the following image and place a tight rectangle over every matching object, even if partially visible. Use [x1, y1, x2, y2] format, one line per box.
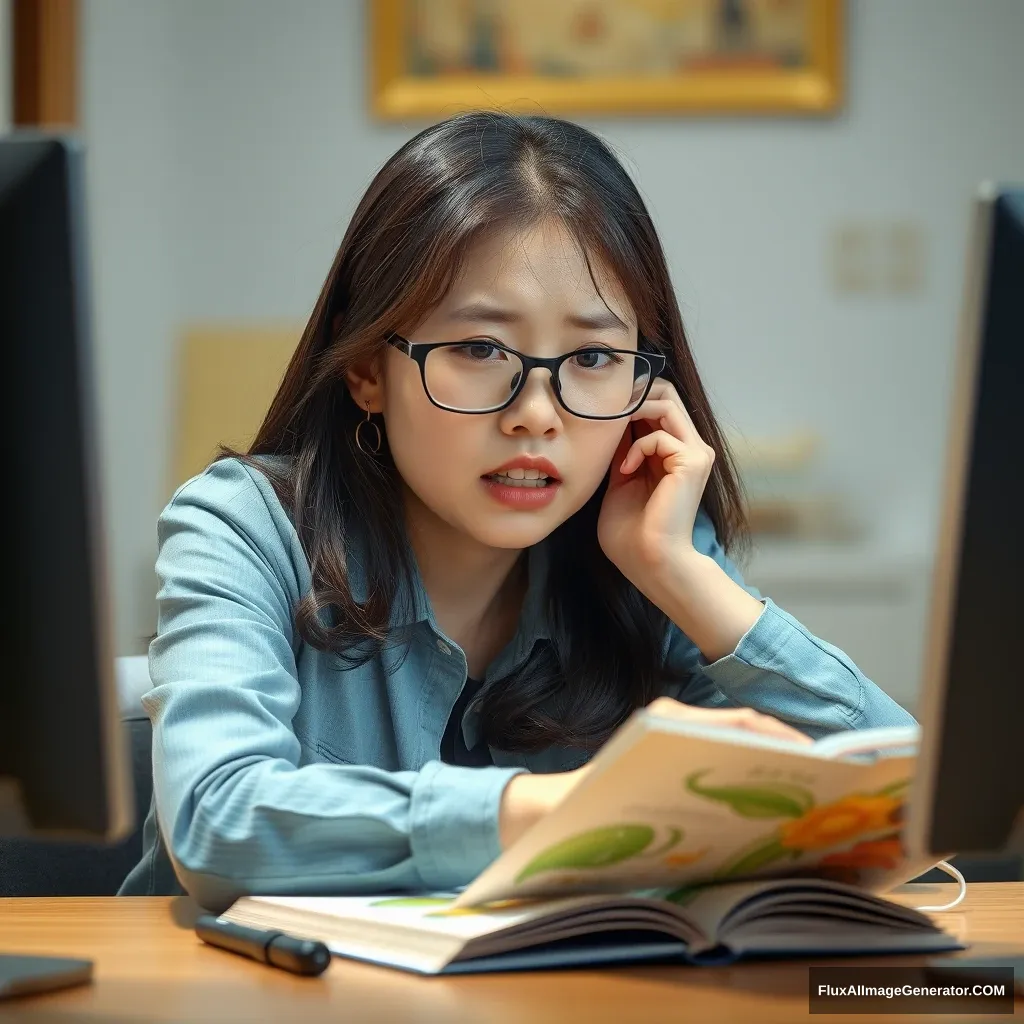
[401, 486, 526, 645]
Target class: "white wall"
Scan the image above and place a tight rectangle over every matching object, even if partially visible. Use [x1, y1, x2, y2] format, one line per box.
[82, 1, 181, 652]
[81, 0, 1024, 654]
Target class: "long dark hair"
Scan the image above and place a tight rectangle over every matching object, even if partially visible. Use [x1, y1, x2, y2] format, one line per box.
[231, 112, 749, 752]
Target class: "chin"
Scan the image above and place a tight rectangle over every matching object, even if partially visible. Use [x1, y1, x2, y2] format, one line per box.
[466, 514, 563, 551]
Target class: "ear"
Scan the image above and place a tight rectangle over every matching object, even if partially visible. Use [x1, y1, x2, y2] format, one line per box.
[345, 357, 385, 414]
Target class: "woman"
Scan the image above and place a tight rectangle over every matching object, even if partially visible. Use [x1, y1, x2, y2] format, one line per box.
[120, 112, 913, 909]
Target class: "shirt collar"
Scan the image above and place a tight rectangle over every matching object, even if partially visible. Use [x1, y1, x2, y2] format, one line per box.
[347, 514, 553, 754]
[346, 513, 552, 648]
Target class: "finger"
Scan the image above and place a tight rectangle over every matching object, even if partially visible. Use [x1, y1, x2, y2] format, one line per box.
[630, 398, 700, 446]
[733, 712, 814, 746]
[647, 374, 704, 430]
[647, 700, 813, 746]
[647, 696, 691, 719]
[644, 379, 702, 440]
[619, 429, 685, 475]
[646, 378, 686, 409]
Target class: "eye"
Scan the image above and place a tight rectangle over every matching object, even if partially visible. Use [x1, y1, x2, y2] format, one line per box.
[570, 348, 624, 370]
[452, 340, 507, 362]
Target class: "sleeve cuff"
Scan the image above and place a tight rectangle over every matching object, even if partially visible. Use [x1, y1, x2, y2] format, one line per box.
[697, 597, 812, 689]
[409, 762, 527, 891]
[697, 598, 867, 728]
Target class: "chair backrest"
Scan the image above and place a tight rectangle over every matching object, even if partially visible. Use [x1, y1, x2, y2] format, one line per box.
[116, 654, 153, 720]
[0, 657, 154, 895]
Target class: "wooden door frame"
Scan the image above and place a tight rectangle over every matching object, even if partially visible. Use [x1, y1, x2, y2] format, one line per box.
[12, 0, 78, 127]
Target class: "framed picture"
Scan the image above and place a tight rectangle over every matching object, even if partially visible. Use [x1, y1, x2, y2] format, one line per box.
[370, 0, 844, 119]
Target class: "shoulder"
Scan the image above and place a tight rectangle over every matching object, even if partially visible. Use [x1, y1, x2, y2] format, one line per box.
[164, 455, 292, 524]
[159, 456, 305, 580]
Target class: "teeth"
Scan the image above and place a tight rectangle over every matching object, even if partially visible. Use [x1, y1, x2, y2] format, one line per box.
[504, 468, 543, 479]
[491, 472, 550, 487]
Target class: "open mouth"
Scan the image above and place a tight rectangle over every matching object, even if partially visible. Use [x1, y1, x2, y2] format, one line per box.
[482, 469, 556, 488]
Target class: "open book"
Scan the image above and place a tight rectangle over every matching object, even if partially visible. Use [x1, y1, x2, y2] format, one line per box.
[221, 876, 960, 975]
[218, 714, 961, 973]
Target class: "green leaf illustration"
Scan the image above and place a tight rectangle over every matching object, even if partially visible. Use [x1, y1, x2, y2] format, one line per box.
[874, 779, 910, 798]
[641, 827, 684, 858]
[369, 897, 453, 909]
[515, 824, 655, 883]
[685, 770, 814, 818]
[716, 836, 789, 878]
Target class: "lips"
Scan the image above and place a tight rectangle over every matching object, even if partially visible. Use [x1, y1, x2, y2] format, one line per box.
[482, 455, 561, 481]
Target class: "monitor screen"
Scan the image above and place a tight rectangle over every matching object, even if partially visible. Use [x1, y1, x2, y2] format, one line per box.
[0, 135, 131, 841]
[908, 186, 1024, 861]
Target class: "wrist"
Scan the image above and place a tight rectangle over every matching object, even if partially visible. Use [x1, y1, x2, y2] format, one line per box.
[641, 549, 715, 611]
[498, 769, 581, 850]
[643, 551, 764, 664]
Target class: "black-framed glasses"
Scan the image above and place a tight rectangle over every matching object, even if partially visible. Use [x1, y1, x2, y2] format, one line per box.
[387, 334, 666, 420]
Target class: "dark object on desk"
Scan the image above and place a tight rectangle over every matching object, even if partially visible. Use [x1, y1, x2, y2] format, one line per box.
[195, 916, 332, 977]
[0, 956, 92, 1000]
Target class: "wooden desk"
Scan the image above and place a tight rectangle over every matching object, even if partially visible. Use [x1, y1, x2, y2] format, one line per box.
[1, 884, 1021, 1023]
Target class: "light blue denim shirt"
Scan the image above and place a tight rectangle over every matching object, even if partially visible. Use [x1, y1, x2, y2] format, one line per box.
[119, 457, 914, 909]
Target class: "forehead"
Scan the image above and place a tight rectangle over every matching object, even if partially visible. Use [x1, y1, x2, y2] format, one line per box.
[447, 218, 633, 319]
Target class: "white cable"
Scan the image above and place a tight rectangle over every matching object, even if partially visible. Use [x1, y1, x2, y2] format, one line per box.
[914, 860, 967, 911]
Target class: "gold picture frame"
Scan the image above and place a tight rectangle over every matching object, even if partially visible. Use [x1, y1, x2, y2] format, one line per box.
[371, 0, 843, 119]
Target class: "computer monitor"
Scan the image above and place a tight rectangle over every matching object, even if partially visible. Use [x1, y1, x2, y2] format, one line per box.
[906, 185, 1024, 864]
[0, 135, 132, 844]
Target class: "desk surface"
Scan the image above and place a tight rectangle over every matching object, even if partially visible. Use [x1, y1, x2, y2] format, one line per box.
[1, 884, 1021, 1023]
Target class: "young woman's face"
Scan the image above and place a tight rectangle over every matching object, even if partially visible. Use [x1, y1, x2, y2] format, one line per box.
[381, 217, 636, 551]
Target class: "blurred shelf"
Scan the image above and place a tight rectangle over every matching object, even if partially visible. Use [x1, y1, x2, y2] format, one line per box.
[739, 538, 934, 715]
[743, 538, 932, 597]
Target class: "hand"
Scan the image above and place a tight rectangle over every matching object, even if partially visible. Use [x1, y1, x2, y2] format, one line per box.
[597, 378, 714, 584]
[498, 765, 590, 849]
[647, 696, 813, 746]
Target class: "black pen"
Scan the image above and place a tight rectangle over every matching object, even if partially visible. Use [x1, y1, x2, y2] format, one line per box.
[195, 914, 332, 976]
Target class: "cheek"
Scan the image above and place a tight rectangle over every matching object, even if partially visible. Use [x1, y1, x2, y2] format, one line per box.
[572, 423, 627, 485]
[385, 400, 478, 498]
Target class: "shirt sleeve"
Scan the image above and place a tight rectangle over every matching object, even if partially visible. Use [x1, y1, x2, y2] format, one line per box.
[144, 462, 524, 911]
[662, 508, 917, 738]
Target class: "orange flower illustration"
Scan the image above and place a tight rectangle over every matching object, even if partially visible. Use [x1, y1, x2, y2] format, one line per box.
[819, 837, 904, 870]
[778, 795, 902, 851]
[662, 847, 710, 868]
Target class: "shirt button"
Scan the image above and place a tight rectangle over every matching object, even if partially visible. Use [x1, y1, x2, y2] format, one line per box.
[436, 639, 451, 655]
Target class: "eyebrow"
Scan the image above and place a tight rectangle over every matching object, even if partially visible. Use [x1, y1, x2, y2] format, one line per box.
[447, 301, 630, 333]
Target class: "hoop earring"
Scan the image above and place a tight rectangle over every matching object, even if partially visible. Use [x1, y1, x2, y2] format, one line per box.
[354, 402, 382, 455]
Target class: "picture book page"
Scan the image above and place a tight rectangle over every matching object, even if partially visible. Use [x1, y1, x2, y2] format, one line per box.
[812, 725, 920, 760]
[456, 719, 919, 908]
[239, 892, 613, 941]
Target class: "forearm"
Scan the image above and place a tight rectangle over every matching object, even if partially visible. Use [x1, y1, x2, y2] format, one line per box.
[641, 551, 764, 664]
[498, 768, 585, 849]
[155, 729, 522, 904]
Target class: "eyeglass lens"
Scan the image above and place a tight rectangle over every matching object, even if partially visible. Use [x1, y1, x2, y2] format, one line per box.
[423, 343, 652, 416]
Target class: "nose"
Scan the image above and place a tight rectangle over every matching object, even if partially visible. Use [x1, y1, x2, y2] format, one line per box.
[498, 367, 563, 436]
